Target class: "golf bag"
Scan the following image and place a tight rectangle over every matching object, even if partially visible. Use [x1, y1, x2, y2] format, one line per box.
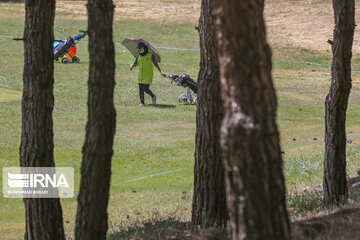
[177, 74, 197, 94]
[54, 36, 75, 61]
[53, 31, 87, 63]
[168, 74, 198, 104]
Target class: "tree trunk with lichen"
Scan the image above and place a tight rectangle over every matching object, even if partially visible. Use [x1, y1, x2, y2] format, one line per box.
[214, 0, 291, 239]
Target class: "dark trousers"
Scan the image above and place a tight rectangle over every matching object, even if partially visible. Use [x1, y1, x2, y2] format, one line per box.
[139, 83, 154, 104]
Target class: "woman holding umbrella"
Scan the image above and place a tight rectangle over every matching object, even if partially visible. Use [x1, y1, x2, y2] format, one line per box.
[129, 42, 166, 106]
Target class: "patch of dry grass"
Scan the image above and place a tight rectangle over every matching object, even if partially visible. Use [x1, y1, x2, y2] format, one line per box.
[265, 0, 360, 53]
[0, 0, 201, 23]
[51, 0, 360, 54]
[274, 68, 331, 103]
[0, 87, 21, 102]
[0, 2, 24, 19]
[57, 0, 201, 23]
[113, 0, 200, 24]
[3, 0, 360, 55]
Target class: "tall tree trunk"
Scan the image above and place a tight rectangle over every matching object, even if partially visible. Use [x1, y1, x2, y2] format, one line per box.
[75, 0, 116, 239]
[191, 0, 228, 229]
[20, 0, 65, 239]
[214, 0, 291, 239]
[323, 0, 355, 207]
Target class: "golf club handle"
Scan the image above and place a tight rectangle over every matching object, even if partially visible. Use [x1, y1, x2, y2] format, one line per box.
[160, 71, 167, 77]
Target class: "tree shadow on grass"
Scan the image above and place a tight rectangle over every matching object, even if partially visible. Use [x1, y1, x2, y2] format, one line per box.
[291, 176, 360, 240]
[107, 217, 231, 240]
[107, 218, 194, 240]
[107, 177, 360, 240]
[292, 208, 360, 240]
[108, 210, 360, 240]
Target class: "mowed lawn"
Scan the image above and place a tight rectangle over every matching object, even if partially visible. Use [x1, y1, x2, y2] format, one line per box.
[0, 14, 200, 238]
[1, 3, 360, 239]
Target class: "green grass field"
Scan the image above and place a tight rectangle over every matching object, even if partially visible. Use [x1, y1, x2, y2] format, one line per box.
[1, 3, 360, 239]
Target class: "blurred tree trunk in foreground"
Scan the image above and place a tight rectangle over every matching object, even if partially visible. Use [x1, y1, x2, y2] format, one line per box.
[75, 0, 116, 239]
[323, 0, 355, 207]
[191, 0, 228, 229]
[20, 0, 65, 239]
[214, 0, 291, 239]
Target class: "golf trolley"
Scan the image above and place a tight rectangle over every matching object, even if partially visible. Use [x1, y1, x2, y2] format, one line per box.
[168, 74, 198, 105]
[53, 31, 87, 64]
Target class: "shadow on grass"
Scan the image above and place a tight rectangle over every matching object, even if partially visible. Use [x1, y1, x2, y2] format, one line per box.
[290, 176, 360, 239]
[292, 208, 360, 240]
[107, 177, 360, 240]
[148, 104, 176, 109]
[108, 217, 232, 240]
[177, 103, 196, 107]
[107, 218, 194, 240]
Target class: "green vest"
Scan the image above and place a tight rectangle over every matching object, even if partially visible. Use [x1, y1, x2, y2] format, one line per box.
[136, 52, 154, 84]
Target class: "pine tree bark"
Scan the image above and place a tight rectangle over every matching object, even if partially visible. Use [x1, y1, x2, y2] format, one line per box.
[20, 0, 65, 239]
[214, 0, 291, 239]
[74, 0, 116, 239]
[323, 0, 355, 207]
[191, 0, 228, 229]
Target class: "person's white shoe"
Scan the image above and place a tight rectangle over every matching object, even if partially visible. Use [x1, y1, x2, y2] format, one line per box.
[139, 103, 144, 107]
[152, 95, 157, 105]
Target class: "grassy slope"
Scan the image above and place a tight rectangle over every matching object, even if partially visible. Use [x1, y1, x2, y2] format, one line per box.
[0, 1, 360, 239]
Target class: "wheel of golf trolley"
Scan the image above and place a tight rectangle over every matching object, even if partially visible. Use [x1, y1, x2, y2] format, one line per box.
[61, 57, 70, 64]
[178, 94, 188, 103]
[72, 56, 80, 63]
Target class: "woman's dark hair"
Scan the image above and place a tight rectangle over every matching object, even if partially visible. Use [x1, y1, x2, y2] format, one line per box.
[139, 45, 148, 56]
[137, 42, 145, 49]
